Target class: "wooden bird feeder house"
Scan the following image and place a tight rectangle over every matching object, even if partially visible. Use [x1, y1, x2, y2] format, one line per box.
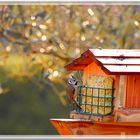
[50, 49, 140, 135]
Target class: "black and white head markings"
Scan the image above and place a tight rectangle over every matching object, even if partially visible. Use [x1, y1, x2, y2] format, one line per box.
[68, 75, 78, 86]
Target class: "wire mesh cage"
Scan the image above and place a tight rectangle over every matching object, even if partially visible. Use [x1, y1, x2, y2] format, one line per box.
[77, 86, 114, 116]
[70, 76, 114, 116]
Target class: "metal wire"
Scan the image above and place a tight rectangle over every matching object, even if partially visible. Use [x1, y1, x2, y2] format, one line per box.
[71, 85, 114, 116]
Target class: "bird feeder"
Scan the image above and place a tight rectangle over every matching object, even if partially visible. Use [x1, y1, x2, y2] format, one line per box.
[50, 49, 140, 135]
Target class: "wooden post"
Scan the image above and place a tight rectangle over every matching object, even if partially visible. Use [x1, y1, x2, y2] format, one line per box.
[113, 75, 120, 114]
[123, 75, 127, 108]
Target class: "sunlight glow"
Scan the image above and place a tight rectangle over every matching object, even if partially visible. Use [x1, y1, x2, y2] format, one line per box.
[95, 36, 100, 40]
[39, 24, 47, 30]
[6, 46, 11, 52]
[47, 46, 53, 51]
[82, 21, 89, 27]
[46, 19, 52, 24]
[134, 21, 139, 26]
[59, 43, 65, 50]
[100, 39, 104, 43]
[32, 22, 37, 27]
[81, 35, 86, 41]
[53, 71, 59, 77]
[41, 35, 47, 41]
[88, 8, 94, 16]
[31, 16, 35, 20]
[76, 48, 80, 55]
[36, 31, 42, 37]
[48, 68, 53, 73]
[40, 48, 45, 53]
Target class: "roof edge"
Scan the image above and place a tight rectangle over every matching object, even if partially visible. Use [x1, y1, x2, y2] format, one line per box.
[64, 49, 111, 74]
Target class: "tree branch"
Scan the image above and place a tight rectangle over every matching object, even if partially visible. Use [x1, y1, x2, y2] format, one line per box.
[31, 47, 72, 62]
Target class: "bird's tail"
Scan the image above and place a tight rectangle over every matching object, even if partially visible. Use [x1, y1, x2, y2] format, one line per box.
[73, 100, 82, 111]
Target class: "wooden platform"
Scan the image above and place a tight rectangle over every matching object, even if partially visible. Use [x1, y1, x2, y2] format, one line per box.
[50, 118, 140, 135]
[70, 112, 114, 122]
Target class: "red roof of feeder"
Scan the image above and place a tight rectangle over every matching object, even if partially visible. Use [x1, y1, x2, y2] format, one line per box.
[65, 49, 140, 75]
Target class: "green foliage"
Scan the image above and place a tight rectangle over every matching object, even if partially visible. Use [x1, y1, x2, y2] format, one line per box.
[0, 70, 69, 134]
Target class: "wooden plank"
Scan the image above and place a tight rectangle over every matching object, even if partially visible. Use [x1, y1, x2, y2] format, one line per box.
[123, 76, 127, 108]
[83, 64, 90, 84]
[104, 65, 140, 73]
[124, 75, 140, 108]
[50, 118, 140, 135]
[113, 75, 120, 114]
[70, 112, 114, 122]
[97, 58, 140, 65]
[83, 62, 107, 84]
[90, 49, 140, 58]
[73, 57, 92, 65]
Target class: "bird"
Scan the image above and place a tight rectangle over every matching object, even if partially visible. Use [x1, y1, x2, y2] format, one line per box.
[67, 75, 82, 111]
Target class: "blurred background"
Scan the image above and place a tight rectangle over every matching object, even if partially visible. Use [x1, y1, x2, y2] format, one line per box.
[0, 5, 139, 135]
